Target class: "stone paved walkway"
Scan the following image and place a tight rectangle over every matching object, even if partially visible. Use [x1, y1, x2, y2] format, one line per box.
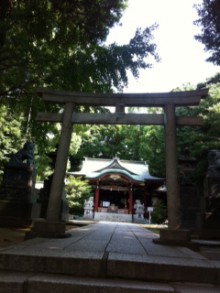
[0, 221, 220, 292]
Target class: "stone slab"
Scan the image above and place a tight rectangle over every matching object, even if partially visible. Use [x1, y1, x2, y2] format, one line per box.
[0, 271, 32, 293]
[0, 271, 220, 293]
[27, 274, 174, 293]
[107, 252, 216, 283]
[107, 238, 146, 254]
[106, 224, 147, 254]
[0, 251, 104, 278]
[173, 283, 220, 293]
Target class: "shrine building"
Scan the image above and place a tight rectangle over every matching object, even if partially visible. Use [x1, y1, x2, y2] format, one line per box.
[70, 157, 164, 222]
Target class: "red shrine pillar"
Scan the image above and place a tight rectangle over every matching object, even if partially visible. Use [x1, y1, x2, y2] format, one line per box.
[94, 183, 99, 212]
[128, 185, 133, 214]
[143, 188, 147, 207]
[143, 188, 147, 217]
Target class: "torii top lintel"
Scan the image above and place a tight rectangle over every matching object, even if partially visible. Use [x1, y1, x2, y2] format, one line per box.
[37, 88, 208, 107]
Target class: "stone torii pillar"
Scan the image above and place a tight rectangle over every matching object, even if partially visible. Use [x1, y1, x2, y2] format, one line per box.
[164, 104, 181, 230]
[33, 102, 74, 237]
[46, 102, 74, 221]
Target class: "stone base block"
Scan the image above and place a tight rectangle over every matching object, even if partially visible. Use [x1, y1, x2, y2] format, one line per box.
[83, 209, 94, 219]
[133, 214, 144, 220]
[153, 229, 197, 248]
[27, 218, 70, 239]
[160, 229, 191, 241]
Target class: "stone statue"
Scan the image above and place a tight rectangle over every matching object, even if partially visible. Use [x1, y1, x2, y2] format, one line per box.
[8, 141, 35, 167]
[1, 141, 36, 205]
[83, 196, 94, 218]
[84, 196, 94, 209]
[133, 199, 144, 219]
[207, 150, 220, 177]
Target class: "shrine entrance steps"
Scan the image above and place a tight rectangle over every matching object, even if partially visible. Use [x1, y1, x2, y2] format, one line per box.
[93, 212, 146, 224]
[94, 212, 132, 222]
[0, 222, 219, 293]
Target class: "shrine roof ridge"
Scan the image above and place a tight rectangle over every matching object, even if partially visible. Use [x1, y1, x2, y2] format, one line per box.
[84, 157, 147, 166]
[37, 88, 209, 107]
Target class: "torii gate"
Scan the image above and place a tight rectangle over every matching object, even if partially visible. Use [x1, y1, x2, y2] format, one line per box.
[33, 88, 208, 242]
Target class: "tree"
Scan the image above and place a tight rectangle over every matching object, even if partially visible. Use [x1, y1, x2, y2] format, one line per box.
[73, 124, 140, 162]
[174, 83, 220, 186]
[72, 83, 220, 185]
[0, 1, 126, 96]
[65, 176, 92, 215]
[0, 99, 25, 180]
[0, 0, 158, 97]
[151, 199, 167, 224]
[0, 0, 159, 178]
[194, 0, 220, 65]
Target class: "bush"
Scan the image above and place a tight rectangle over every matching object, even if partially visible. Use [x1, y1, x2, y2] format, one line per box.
[151, 199, 167, 224]
[65, 176, 92, 215]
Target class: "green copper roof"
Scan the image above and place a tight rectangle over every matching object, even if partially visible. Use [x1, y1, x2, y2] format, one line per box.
[70, 157, 163, 183]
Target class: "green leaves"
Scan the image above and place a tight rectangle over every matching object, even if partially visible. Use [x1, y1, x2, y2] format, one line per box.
[65, 176, 92, 214]
[0, 0, 160, 179]
[0, 101, 24, 177]
[194, 0, 220, 65]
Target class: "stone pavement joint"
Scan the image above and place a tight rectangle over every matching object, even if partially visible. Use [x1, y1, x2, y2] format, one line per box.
[100, 251, 109, 278]
[0, 221, 220, 292]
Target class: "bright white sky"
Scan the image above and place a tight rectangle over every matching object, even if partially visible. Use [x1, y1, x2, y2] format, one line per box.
[106, 0, 220, 93]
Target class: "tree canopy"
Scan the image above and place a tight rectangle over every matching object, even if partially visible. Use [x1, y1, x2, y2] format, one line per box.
[0, 0, 159, 177]
[194, 0, 220, 66]
[0, 0, 158, 98]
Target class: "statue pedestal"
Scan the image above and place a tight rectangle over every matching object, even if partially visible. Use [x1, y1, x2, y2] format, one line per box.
[197, 150, 220, 239]
[83, 208, 93, 219]
[0, 164, 36, 227]
[27, 218, 70, 239]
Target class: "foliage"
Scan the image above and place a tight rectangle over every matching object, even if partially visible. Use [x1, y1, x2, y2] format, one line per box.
[151, 199, 167, 224]
[72, 83, 220, 186]
[65, 176, 92, 215]
[175, 84, 220, 185]
[0, 0, 158, 97]
[0, 0, 159, 178]
[72, 124, 145, 164]
[139, 126, 165, 177]
[194, 0, 220, 65]
[0, 100, 24, 180]
[71, 123, 165, 177]
[197, 73, 220, 86]
[0, 0, 126, 96]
